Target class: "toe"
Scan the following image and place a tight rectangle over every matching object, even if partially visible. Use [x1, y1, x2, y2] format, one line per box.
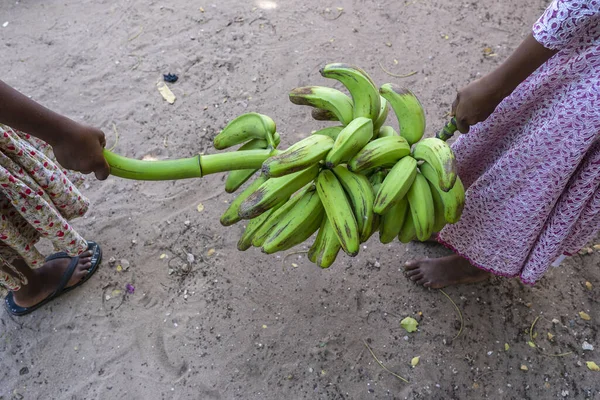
[405, 269, 421, 277]
[416, 277, 429, 286]
[404, 260, 420, 270]
[409, 273, 423, 282]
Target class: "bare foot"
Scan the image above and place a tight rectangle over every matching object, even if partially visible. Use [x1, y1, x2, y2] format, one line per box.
[12, 251, 93, 308]
[404, 254, 490, 289]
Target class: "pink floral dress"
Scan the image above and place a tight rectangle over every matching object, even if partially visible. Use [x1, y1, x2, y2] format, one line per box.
[438, 0, 600, 284]
[0, 125, 89, 291]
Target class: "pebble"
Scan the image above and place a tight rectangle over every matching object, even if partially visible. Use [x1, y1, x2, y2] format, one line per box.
[582, 341, 594, 351]
[187, 253, 195, 263]
[561, 390, 569, 397]
[119, 259, 130, 271]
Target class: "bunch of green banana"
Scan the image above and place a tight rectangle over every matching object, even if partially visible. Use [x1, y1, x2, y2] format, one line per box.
[102, 62, 467, 270]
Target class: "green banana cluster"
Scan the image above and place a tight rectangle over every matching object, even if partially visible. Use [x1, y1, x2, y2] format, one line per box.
[101, 62, 466, 269]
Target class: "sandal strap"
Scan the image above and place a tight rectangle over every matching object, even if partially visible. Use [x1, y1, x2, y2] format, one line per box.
[48, 256, 79, 298]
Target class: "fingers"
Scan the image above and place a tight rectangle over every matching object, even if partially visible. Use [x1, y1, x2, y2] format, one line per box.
[456, 117, 471, 134]
[452, 91, 471, 134]
[94, 157, 110, 181]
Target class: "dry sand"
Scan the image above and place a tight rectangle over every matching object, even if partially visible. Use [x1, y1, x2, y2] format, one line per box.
[1, 0, 599, 399]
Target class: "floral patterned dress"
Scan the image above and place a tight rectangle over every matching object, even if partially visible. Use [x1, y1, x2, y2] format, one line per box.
[438, 0, 600, 284]
[0, 124, 89, 291]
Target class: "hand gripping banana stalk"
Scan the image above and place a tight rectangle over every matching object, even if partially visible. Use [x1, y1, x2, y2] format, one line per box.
[102, 63, 465, 269]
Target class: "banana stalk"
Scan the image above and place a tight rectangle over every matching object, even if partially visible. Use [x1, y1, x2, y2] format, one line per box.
[103, 150, 202, 181]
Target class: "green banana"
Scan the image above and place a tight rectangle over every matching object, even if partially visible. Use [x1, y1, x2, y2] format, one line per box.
[398, 210, 417, 243]
[406, 173, 435, 241]
[377, 125, 399, 138]
[332, 165, 376, 243]
[308, 217, 342, 268]
[325, 117, 373, 168]
[311, 108, 338, 122]
[316, 170, 360, 256]
[369, 170, 386, 187]
[237, 206, 279, 251]
[347, 136, 411, 173]
[251, 186, 311, 247]
[419, 162, 465, 224]
[412, 137, 457, 192]
[373, 156, 418, 214]
[379, 84, 425, 146]
[320, 63, 381, 121]
[428, 179, 447, 234]
[262, 189, 325, 254]
[221, 174, 268, 226]
[373, 97, 389, 132]
[238, 163, 320, 219]
[225, 133, 281, 193]
[262, 134, 334, 177]
[312, 126, 344, 140]
[214, 112, 276, 150]
[289, 86, 354, 126]
[379, 196, 409, 244]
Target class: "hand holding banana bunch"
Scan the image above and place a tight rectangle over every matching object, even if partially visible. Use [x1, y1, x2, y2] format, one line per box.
[103, 63, 466, 268]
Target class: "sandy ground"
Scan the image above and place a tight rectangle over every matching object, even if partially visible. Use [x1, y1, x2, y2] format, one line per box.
[1, 0, 599, 399]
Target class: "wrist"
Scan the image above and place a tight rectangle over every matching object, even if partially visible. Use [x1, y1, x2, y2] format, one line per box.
[482, 70, 514, 103]
[48, 117, 81, 147]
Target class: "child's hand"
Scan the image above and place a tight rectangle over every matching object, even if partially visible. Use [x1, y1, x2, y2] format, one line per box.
[451, 76, 506, 133]
[52, 122, 110, 180]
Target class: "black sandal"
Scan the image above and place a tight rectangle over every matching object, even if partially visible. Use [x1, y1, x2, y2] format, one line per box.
[4, 241, 102, 316]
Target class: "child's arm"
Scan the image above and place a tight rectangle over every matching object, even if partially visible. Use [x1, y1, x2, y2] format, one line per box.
[0, 80, 109, 180]
[452, 34, 557, 133]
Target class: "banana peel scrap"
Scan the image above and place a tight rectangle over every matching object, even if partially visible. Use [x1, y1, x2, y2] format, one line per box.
[586, 361, 600, 371]
[579, 311, 591, 321]
[157, 81, 176, 104]
[401, 317, 418, 333]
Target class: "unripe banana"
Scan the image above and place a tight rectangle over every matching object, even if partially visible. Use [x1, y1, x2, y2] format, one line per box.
[251, 186, 312, 247]
[398, 210, 417, 243]
[373, 97, 389, 132]
[225, 133, 281, 193]
[379, 84, 425, 146]
[237, 205, 279, 251]
[325, 117, 373, 168]
[221, 174, 268, 226]
[377, 126, 398, 138]
[320, 63, 381, 121]
[239, 163, 320, 219]
[428, 180, 447, 234]
[332, 166, 376, 243]
[308, 217, 342, 268]
[311, 108, 338, 122]
[379, 196, 409, 244]
[262, 135, 334, 177]
[347, 136, 411, 173]
[214, 113, 277, 150]
[289, 86, 354, 126]
[262, 189, 325, 254]
[316, 170, 360, 256]
[373, 156, 418, 214]
[406, 173, 435, 241]
[419, 162, 465, 224]
[412, 137, 457, 192]
[312, 126, 344, 140]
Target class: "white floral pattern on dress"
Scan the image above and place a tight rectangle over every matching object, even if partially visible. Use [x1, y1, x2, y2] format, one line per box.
[0, 125, 89, 291]
[438, 0, 600, 284]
